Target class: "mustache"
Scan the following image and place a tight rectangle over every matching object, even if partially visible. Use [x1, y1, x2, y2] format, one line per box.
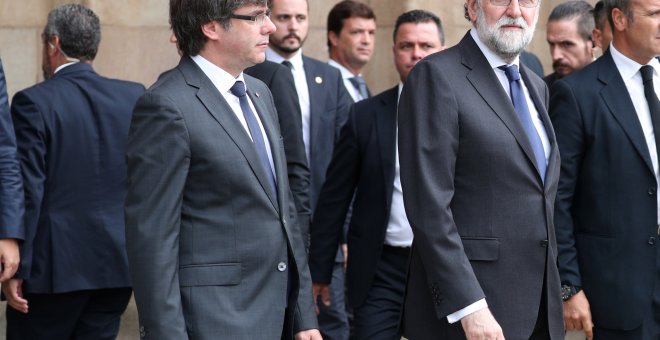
[496, 16, 529, 29]
[552, 61, 569, 69]
[283, 33, 301, 42]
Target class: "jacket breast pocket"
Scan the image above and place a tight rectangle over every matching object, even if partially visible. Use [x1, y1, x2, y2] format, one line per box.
[179, 263, 241, 287]
[461, 237, 500, 261]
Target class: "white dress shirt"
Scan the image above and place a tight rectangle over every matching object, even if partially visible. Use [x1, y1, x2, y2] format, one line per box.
[610, 44, 660, 224]
[265, 48, 312, 161]
[386, 83, 414, 247]
[191, 55, 275, 175]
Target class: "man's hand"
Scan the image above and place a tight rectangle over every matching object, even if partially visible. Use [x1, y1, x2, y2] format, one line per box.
[2, 278, 28, 313]
[312, 282, 331, 315]
[0, 238, 19, 281]
[295, 328, 323, 340]
[460, 307, 505, 340]
[563, 290, 593, 340]
[341, 243, 348, 272]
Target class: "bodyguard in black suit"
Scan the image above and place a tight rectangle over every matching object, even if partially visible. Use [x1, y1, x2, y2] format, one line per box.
[266, 1, 353, 338]
[3, 5, 144, 339]
[309, 10, 445, 339]
[551, 0, 660, 338]
[245, 60, 311, 239]
[0, 59, 24, 282]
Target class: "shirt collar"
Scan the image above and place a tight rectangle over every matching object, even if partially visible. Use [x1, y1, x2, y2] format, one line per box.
[328, 58, 359, 79]
[265, 48, 304, 71]
[469, 28, 520, 70]
[191, 54, 245, 94]
[54, 61, 79, 75]
[610, 43, 660, 82]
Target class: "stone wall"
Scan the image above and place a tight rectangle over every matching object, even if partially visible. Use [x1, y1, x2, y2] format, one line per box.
[0, 0, 574, 99]
[0, 0, 586, 338]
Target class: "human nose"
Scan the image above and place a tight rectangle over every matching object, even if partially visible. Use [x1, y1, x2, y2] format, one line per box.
[550, 46, 563, 61]
[412, 46, 424, 60]
[263, 16, 276, 34]
[505, 0, 523, 17]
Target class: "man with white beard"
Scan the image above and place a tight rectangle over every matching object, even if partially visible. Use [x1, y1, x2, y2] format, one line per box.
[396, 0, 564, 338]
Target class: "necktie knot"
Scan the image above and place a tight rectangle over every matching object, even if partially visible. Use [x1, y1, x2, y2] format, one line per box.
[230, 81, 247, 98]
[281, 60, 293, 70]
[349, 76, 370, 99]
[641, 65, 655, 85]
[499, 64, 520, 82]
[349, 76, 366, 88]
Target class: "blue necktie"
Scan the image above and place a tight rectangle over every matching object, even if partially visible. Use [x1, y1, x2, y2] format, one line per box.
[349, 76, 370, 99]
[230, 81, 277, 195]
[499, 65, 547, 180]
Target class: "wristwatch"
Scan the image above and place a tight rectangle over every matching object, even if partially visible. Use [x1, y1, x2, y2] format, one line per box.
[561, 284, 581, 301]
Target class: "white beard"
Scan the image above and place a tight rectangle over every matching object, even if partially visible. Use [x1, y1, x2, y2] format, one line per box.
[476, 4, 538, 62]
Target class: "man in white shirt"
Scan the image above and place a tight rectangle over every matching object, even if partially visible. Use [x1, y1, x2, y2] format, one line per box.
[266, 0, 353, 339]
[326, 0, 376, 102]
[310, 10, 445, 340]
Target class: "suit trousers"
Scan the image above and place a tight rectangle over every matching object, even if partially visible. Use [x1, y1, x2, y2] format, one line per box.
[6, 287, 132, 340]
[317, 255, 349, 340]
[352, 245, 409, 340]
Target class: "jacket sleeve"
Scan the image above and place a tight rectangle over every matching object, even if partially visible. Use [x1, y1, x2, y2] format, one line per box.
[125, 91, 190, 340]
[0, 60, 24, 241]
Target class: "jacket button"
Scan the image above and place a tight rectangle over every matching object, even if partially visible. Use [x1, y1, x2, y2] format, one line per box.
[539, 240, 549, 247]
[277, 262, 287, 271]
[649, 187, 656, 195]
[649, 237, 656, 245]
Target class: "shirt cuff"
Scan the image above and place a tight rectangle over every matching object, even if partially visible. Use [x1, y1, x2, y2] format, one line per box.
[446, 299, 488, 324]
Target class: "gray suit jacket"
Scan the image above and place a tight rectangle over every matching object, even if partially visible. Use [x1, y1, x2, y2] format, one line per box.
[398, 32, 564, 340]
[125, 57, 316, 340]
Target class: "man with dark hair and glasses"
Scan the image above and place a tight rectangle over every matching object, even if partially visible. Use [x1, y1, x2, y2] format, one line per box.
[125, 0, 320, 339]
[397, 0, 564, 337]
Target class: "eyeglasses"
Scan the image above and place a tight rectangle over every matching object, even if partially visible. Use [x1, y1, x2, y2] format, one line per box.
[230, 10, 271, 25]
[490, 0, 540, 8]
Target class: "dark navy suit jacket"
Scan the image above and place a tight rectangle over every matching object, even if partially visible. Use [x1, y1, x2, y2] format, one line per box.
[310, 86, 399, 307]
[301, 56, 353, 213]
[551, 50, 659, 330]
[11, 62, 144, 293]
[0, 59, 24, 241]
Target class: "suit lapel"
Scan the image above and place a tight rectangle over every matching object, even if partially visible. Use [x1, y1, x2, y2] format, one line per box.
[520, 65, 560, 189]
[461, 35, 543, 180]
[599, 52, 655, 174]
[375, 87, 399, 207]
[179, 57, 279, 211]
[246, 82, 281, 211]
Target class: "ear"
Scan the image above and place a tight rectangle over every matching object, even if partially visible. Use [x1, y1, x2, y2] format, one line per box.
[201, 21, 223, 41]
[47, 35, 60, 56]
[328, 31, 339, 48]
[611, 7, 628, 32]
[467, 0, 479, 24]
[592, 28, 602, 49]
